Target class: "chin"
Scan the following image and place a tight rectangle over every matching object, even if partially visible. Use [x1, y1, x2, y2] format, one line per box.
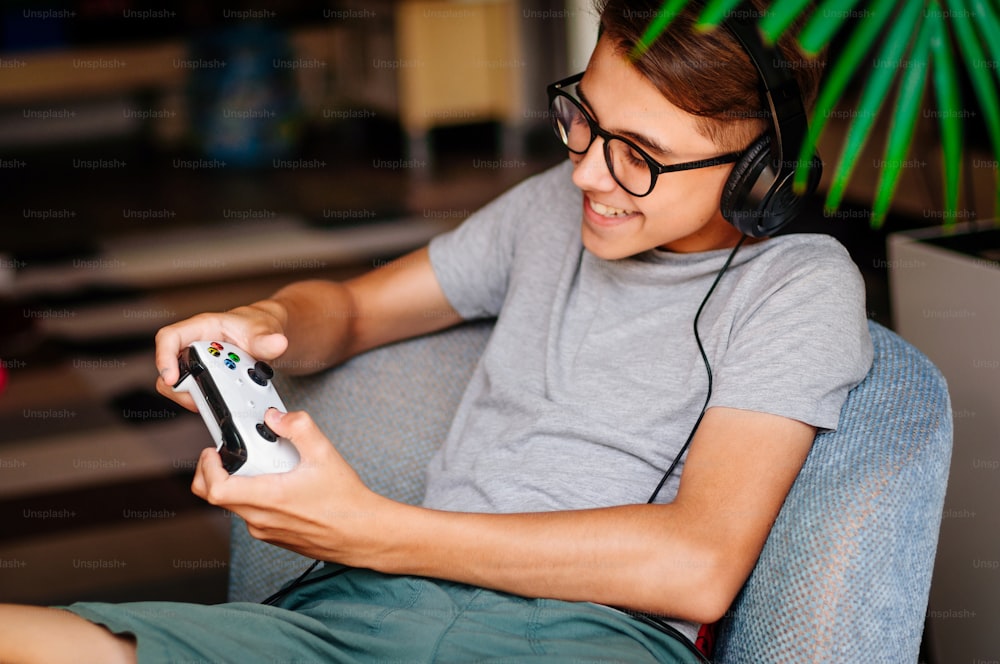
[581, 228, 644, 261]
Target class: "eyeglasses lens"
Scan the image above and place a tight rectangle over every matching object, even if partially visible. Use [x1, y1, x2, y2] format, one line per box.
[550, 96, 591, 153]
[550, 93, 653, 197]
[606, 138, 651, 196]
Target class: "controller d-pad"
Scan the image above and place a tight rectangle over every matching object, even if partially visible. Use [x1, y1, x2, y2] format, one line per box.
[256, 422, 278, 442]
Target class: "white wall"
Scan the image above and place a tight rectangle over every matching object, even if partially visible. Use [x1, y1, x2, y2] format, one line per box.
[565, 0, 600, 72]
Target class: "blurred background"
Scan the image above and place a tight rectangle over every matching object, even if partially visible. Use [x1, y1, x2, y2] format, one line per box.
[0, 0, 576, 607]
[0, 2, 995, 661]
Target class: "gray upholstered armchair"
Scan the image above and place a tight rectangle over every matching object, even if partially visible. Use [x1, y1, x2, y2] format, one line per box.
[228, 320, 952, 662]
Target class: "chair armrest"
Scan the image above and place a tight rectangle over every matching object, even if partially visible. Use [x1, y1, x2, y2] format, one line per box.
[714, 320, 953, 662]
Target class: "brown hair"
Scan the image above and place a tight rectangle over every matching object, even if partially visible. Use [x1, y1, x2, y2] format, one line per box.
[597, 0, 824, 152]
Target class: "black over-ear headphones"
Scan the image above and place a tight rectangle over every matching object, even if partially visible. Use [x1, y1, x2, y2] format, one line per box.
[646, 7, 823, 505]
[717, 10, 823, 237]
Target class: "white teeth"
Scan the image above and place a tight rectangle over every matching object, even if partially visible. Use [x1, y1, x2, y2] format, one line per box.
[590, 199, 633, 217]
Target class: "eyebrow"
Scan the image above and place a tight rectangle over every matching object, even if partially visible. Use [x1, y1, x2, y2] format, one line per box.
[576, 81, 674, 157]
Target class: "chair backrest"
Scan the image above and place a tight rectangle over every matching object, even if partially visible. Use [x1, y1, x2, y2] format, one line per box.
[228, 320, 951, 662]
[712, 320, 952, 661]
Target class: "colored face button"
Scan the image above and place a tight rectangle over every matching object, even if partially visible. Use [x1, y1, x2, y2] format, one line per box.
[210, 342, 224, 351]
[208, 347, 221, 357]
[224, 358, 237, 370]
[228, 352, 240, 363]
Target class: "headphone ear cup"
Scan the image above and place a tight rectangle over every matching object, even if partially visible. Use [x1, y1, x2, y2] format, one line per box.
[767, 154, 823, 232]
[720, 133, 774, 236]
[721, 134, 823, 237]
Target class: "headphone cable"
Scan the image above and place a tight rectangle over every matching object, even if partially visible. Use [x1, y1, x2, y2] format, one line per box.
[647, 234, 748, 504]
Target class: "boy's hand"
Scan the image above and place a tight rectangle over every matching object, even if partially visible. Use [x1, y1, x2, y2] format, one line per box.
[154, 304, 288, 411]
[190, 408, 389, 565]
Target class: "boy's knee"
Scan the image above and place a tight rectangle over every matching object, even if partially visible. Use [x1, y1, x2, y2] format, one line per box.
[0, 605, 137, 664]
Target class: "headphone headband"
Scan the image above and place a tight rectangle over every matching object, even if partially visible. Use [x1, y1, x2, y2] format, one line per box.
[715, 5, 822, 236]
[722, 13, 809, 180]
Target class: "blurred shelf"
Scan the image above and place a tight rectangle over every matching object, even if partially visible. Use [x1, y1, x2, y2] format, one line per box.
[10, 215, 452, 299]
[0, 41, 185, 105]
[0, 26, 338, 106]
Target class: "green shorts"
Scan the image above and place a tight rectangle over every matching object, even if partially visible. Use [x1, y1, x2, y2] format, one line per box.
[64, 565, 706, 663]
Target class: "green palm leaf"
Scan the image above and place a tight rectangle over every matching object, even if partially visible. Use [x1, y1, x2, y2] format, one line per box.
[950, 0, 1000, 216]
[694, 0, 745, 28]
[871, 5, 933, 228]
[634, 0, 1000, 227]
[795, 0, 864, 54]
[929, 4, 964, 228]
[632, 0, 693, 58]
[792, 0, 898, 194]
[823, 0, 925, 213]
[758, 0, 823, 46]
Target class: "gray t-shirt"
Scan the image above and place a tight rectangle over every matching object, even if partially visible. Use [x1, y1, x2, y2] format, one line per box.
[423, 160, 873, 639]
[425, 159, 872, 513]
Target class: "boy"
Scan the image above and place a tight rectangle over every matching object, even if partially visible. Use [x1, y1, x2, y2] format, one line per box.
[0, 1, 871, 661]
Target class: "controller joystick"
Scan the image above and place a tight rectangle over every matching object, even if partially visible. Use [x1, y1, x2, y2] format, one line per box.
[173, 341, 299, 476]
[256, 421, 279, 442]
[248, 360, 274, 386]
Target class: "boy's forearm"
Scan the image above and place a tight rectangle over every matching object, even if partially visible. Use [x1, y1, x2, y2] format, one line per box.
[250, 279, 358, 375]
[245, 247, 461, 376]
[363, 501, 735, 625]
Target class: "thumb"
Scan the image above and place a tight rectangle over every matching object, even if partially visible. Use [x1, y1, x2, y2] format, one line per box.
[250, 333, 288, 361]
[265, 409, 364, 488]
[264, 408, 326, 460]
[191, 446, 235, 504]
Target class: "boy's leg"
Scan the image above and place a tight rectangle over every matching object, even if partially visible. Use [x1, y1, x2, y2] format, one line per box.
[0, 604, 136, 664]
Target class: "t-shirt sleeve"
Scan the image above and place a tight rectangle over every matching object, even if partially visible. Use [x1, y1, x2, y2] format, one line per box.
[709, 240, 874, 431]
[427, 167, 549, 320]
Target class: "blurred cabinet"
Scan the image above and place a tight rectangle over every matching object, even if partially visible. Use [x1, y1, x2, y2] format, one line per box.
[396, 0, 524, 161]
[333, 0, 526, 166]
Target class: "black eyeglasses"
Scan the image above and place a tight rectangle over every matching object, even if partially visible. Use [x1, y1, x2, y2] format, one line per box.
[546, 73, 742, 197]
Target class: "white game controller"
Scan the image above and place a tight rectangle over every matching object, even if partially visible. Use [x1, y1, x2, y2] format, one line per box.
[173, 340, 300, 476]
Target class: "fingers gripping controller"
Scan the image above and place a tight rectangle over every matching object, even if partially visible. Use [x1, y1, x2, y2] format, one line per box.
[173, 341, 300, 476]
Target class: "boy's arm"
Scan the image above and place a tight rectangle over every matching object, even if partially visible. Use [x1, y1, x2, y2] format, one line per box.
[256, 246, 463, 374]
[374, 406, 815, 624]
[156, 247, 462, 405]
[194, 404, 815, 625]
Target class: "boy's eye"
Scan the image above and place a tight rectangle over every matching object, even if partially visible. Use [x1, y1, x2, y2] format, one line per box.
[625, 147, 645, 167]
[568, 111, 588, 130]
[614, 140, 647, 168]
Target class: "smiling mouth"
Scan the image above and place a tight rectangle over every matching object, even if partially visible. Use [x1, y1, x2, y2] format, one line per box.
[588, 198, 636, 218]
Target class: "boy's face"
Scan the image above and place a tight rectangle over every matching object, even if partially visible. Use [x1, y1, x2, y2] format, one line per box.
[570, 37, 749, 258]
